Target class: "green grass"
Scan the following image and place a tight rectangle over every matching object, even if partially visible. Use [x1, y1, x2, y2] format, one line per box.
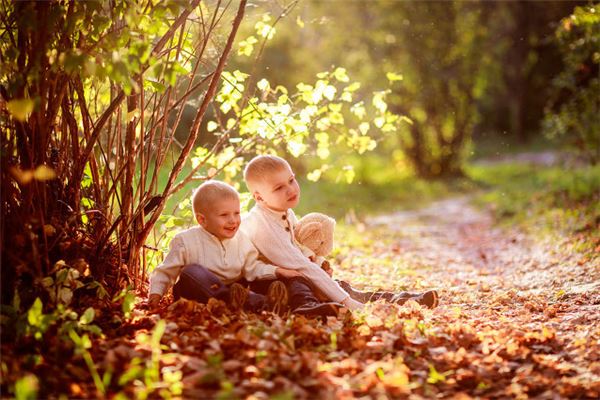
[294, 176, 474, 219]
[467, 162, 600, 253]
[470, 133, 561, 160]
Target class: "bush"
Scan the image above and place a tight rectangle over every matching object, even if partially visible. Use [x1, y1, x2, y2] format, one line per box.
[543, 4, 600, 164]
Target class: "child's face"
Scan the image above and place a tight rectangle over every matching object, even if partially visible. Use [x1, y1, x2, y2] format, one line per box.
[196, 196, 241, 240]
[252, 166, 300, 212]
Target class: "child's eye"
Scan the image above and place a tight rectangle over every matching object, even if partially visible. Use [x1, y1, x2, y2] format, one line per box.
[274, 186, 282, 191]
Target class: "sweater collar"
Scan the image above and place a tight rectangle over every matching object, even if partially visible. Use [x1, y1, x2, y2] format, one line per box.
[197, 224, 232, 245]
[256, 203, 290, 221]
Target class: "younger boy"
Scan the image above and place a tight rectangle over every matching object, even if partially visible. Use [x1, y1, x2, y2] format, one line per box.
[241, 155, 439, 310]
[148, 180, 297, 313]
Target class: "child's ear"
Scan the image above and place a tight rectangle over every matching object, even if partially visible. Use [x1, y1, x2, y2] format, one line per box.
[252, 190, 263, 202]
[195, 212, 206, 226]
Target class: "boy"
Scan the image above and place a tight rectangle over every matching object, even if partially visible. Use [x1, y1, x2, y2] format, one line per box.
[148, 180, 299, 313]
[241, 155, 439, 310]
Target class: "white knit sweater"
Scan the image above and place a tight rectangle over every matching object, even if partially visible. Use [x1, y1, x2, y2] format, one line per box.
[149, 225, 277, 296]
[241, 204, 349, 303]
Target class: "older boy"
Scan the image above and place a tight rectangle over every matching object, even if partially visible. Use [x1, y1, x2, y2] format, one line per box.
[241, 155, 439, 310]
[241, 155, 364, 311]
[148, 180, 296, 313]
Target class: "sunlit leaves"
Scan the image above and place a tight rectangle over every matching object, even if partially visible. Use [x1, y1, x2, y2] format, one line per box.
[205, 66, 409, 187]
[238, 35, 258, 57]
[386, 72, 404, 82]
[255, 14, 276, 40]
[351, 102, 366, 120]
[307, 168, 323, 182]
[6, 98, 35, 121]
[216, 71, 247, 114]
[372, 90, 389, 113]
[286, 138, 307, 158]
[257, 78, 270, 91]
[333, 67, 350, 82]
[343, 165, 356, 183]
[206, 121, 219, 132]
[79, 308, 96, 325]
[10, 165, 57, 185]
[14, 374, 39, 400]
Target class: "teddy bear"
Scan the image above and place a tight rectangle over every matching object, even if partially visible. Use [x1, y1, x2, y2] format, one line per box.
[293, 212, 336, 276]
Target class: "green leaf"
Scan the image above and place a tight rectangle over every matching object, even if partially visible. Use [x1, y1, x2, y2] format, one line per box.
[27, 298, 43, 327]
[207, 121, 218, 132]
[122, 292, 136, 318]
[80, 307, 95, 325]
[333, 67, 350, 82]
[427, 364, 447, 384]
[14, 374, 39, 400]
[238, 36, 258, 57]
[307, 169, 322, 182]
[151, 319, 166, 346]
[7, 98, 35, 121]
[359, 122, 370, 135]
[386, 72, 404, 82]
[343, 166, 355, 184]
[257, 78, 270, 91]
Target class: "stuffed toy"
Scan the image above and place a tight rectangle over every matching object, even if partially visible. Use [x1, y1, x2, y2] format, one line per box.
[294, 212, 336, 276]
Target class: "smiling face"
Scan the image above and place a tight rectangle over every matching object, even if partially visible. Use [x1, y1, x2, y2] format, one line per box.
[196, 196, 241, 240]
[252, 165, 301, 212]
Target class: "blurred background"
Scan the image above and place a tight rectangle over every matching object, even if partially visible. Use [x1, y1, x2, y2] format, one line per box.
[219, 0, 598, 218]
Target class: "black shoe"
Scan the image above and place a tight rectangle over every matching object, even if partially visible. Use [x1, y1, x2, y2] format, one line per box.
[266, 281, 288, 315]
[229, 283, 248, 311]
[419, 290, 439, 309]
[391, 290, 439, 309]
[338, 280, 373, 303]
[293, 301, 341, 318]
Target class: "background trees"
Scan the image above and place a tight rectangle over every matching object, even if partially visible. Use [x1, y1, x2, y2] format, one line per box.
[235, 0, 594, 178]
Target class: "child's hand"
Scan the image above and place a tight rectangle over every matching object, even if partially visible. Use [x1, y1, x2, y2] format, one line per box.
[321, 260, 333, 277]
[147, 294, 162, 312]
[275, 267, 304, 279]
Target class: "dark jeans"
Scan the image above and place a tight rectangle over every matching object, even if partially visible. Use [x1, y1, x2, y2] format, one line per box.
[172, 264, 266, 311]
[239, 276, 320, 310]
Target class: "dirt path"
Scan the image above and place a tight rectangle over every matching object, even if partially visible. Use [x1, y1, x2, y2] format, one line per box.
[349, 196, 600, 397]
[367, 196, 599, 300]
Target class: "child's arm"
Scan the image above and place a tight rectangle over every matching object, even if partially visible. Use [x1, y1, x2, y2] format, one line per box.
[239, 232, 303, 281]
[148, 235, 187, 305]
[253, 233, 350, 302]
[242, 208, 357, 305]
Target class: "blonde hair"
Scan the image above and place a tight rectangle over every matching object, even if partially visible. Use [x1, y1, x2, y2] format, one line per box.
[192, 180, 239, 215]
[244, 155, 291, 189]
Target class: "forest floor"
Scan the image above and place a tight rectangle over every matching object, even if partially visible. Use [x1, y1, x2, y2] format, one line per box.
[73, 197, 600, 397]
[3, 173, 599, 399]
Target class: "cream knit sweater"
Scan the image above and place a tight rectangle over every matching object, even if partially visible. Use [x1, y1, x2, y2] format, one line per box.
[149, 225, 277, 296]
[241, 204, 350, 303]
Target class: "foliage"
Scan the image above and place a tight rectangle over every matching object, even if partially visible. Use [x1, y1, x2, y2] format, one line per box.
[469, 162, 600, 254]
[543, 3, 600, 165]
[235, 1, 584, 178]
[0, 0, 249, 300]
